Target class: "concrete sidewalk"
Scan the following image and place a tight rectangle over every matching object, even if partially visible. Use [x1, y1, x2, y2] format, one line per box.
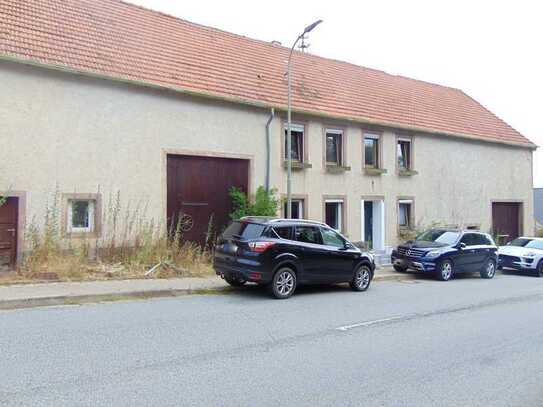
[0, 266, 411, 310]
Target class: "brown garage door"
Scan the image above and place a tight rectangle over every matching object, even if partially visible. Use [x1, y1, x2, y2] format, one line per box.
[492, 202, 521, 243]
[167, 155, 249, 246]
[0, 197, 18, 269]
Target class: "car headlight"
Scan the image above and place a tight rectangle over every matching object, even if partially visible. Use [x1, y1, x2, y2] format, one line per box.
[524, 252, 537, 258]
[425, 250, 441, 259]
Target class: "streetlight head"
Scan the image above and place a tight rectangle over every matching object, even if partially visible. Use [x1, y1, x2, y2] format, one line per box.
[303, 19, 323, 34]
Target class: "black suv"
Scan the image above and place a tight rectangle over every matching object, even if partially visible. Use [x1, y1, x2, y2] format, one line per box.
[391, 229, 498, 281]
[214, 217, 375, 299]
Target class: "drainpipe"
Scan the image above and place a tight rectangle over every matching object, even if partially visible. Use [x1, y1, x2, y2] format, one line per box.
[265, 108, 275, 192]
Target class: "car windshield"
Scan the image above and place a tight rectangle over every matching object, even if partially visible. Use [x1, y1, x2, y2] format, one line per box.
[416, 230, 460, 245]
[222, 221, 266, 240]
[509, 238, 543, 250]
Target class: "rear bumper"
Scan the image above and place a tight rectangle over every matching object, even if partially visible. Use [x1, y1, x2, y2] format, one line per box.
[391, 254, 437, 273]
[213, 260, 273, 283]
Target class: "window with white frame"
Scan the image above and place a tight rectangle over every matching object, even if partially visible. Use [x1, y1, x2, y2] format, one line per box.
[283, 199, 304, 219]
[284, 123, 304, 162]
[325, 128, 343, 165]
[67, 199, 95, 233]
[325, 200, 344, 232]
[364, 133, 380, 168]
[398, 200, 413, 228]
[397, 137, 412, 170]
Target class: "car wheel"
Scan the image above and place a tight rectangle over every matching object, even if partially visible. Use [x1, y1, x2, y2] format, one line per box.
[224, 274, 247, 287]
[436, 259, 453, 281]
[350, 265, 372, 292]
[480, 259, 496, 279]
[269, 267, 297, 299]
[536, 260, 543, 278]
[393, 265, 407, 273]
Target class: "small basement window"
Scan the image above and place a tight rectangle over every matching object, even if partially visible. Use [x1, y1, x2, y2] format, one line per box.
[283, 199, 304, 219]
[325, 128, 343, 165]
[284, 123, 305, 162]
[397, 138, 412, 170]
[67, 200, 95, 234]
[398, 200, 413, 228]
[325, 200, 344, 232]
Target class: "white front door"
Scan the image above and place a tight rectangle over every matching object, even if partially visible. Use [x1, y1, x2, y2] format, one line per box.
[361, 199, 385, 251]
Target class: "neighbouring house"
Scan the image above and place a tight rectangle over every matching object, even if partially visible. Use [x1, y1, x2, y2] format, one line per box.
[0, 0, 537, 268]
[535, 188, 543, 229]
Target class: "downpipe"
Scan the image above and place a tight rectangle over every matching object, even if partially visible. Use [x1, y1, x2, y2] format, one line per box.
[265, 108, 275, 192]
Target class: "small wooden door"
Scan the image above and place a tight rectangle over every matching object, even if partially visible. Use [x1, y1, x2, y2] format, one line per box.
[167, 155, 249, 246]
[492, 202, 521, 244]
[0, 197, 18, 269]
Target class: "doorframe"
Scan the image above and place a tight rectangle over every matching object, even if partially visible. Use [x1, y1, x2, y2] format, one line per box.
[0, 191, 27, 266]
[360, 195, 385, 251]
[161, 149, 254, 228]
[490, 199, 524, 237]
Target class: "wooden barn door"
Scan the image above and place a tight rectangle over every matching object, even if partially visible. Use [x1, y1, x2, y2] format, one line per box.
[492, 202, 521, 244]
[167, 155, 249, 246]
[0, 197, 18, 269]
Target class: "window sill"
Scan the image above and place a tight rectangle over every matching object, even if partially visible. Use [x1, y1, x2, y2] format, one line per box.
[398, 169, 418, 177]
[283, 161, 312, 171]
[64, 232, 99, 239]
[326, 164, 351, 174]
[364, 168, 388, 176]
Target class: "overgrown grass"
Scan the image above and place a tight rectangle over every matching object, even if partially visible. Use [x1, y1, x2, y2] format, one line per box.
[7, 190, 213, 284]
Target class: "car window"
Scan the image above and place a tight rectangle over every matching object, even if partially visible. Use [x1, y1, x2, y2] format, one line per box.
[417, 229, 460, 245]
[272, 226, 292, 240]
[525, 240, 543, 250]
[295, 226, 322, 245]
[222, 221, 266, 239]
[321, 228, 345, 248]
[460, 233, 477, 246]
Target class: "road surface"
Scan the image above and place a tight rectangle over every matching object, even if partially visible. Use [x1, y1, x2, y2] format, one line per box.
[1, 272, 542, 406]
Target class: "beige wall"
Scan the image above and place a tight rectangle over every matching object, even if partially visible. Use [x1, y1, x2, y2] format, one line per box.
[0, 61, 534, 252]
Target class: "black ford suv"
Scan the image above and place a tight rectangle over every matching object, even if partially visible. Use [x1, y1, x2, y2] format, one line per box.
[214, 217, 375, 299]
[391, 229, 498, 281]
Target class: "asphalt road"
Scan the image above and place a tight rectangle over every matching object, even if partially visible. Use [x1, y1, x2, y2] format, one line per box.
[1, 271, 543, 406]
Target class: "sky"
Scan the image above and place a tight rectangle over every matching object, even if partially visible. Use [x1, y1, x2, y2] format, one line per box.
[130, 0, 542, 187]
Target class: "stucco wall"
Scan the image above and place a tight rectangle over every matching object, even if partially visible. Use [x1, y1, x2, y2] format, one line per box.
[0, 61, 535, 251]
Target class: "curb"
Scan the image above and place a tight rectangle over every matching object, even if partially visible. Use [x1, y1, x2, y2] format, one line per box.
[0, 272, 412, 311]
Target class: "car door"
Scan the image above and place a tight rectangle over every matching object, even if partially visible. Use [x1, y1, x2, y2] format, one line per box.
[455, 233, 481, 272]
[319, 227, 358, 282]
[294, 225, 329, 283]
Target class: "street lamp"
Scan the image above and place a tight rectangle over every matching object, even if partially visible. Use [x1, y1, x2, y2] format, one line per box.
[286, 19, 323, 219]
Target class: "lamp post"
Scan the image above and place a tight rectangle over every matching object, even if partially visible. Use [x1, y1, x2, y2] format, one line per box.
[286, 19, 323, 219]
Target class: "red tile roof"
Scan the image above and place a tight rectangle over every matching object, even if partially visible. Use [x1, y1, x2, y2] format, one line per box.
[0, 0, 535, 147]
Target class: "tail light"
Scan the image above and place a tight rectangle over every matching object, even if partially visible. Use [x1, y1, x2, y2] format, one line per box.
[248, 241, 275, 253]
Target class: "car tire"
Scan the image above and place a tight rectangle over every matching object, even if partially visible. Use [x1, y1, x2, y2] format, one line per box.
[269, 267, 297, 299]
[224, 274, 247, 287]
[535, 260, 543, 278]
[436, 259, 453, 281]
[350, 264, 372, 292]
[393, 265, 407, 273]
[480, 259, 496, 279]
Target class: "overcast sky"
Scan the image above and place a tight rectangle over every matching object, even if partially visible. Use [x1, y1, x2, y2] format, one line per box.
[131, 0, 542, 187]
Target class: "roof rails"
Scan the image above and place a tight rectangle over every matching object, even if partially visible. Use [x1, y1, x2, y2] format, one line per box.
[269, 218, 328, 227]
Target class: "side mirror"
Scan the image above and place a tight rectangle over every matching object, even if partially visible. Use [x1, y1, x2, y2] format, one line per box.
[456, 242, 466, 250]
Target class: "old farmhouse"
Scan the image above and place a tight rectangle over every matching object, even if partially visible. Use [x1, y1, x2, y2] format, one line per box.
[0, 0, 537, 267]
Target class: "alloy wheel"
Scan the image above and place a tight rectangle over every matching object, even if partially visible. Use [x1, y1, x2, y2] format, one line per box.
[356, 267, 371, 290]
[276, 271, 295, 296]
[486, 261, 496, 278]
[441, 262, 452, 280]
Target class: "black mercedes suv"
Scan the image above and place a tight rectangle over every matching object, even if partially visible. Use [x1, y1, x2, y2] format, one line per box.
[214, 217, 375, 299]
[391, 229, 498, 281]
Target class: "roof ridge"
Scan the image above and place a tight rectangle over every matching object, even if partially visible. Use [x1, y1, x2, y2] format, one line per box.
[115, 0, 461, 93]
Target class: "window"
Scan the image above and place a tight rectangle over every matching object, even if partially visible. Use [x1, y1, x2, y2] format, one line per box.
[460, 233, 479, 246]
[398, 200, 412, 228]
[271, 226, 293, 240]
[295, 226, 322, 245]
[325, 129, 343, 165]
[223, 222, 266, 239]
[364, 133, 379, 168]
[284, 123, 304, 162]
[397, 138, 412, 170]
[321, 228, 345, 248]
[283, 199, 304, 219]
[67, 200, 95, 233]
[325, 200, 344, 232]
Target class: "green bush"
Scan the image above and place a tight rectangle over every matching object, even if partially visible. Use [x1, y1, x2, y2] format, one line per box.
[229, 186, 279, 220]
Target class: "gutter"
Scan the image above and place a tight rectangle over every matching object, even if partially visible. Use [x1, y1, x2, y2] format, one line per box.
[265, 108, 275, 192]
[0, 53, 537, 151]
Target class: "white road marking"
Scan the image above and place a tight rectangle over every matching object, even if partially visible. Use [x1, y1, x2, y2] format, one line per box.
[335, 316, 403, 331]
